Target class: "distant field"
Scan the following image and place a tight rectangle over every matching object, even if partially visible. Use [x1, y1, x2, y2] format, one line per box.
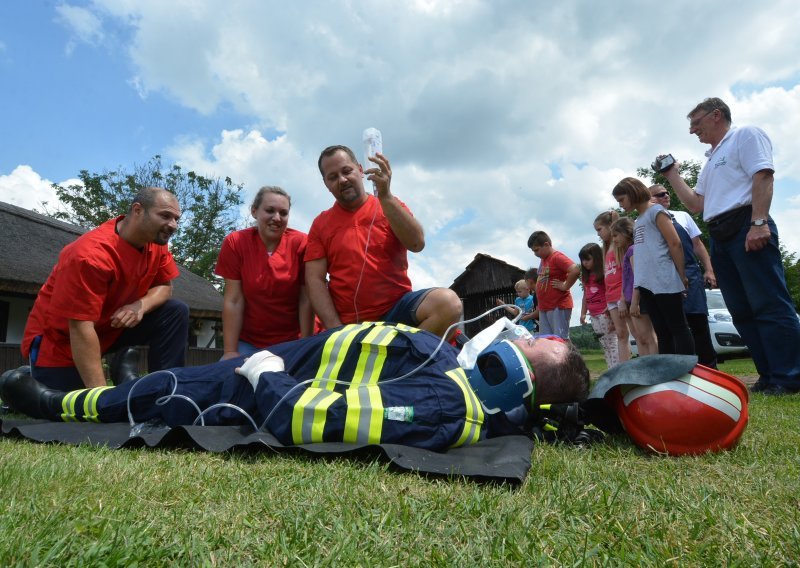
[580, 349, 757, 382]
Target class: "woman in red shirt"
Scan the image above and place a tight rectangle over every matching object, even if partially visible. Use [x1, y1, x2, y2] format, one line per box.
[215, 186, 314, 360]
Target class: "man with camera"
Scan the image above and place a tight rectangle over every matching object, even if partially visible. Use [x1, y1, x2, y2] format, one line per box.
[656, 97, 800, 394]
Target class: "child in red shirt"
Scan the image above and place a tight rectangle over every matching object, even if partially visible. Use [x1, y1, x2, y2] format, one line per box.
[527, 231, 580, 339]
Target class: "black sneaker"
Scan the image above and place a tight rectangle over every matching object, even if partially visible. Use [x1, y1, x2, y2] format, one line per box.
[749, 379, 771, 393]
[751, 383, 799, 395]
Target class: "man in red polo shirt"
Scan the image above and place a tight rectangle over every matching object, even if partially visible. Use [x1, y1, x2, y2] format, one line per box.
[305, 145, 463, 338]
[21, 187, 189, 391]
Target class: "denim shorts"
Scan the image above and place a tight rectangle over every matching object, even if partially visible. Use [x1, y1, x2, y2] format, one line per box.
[381, 288, 435, 326]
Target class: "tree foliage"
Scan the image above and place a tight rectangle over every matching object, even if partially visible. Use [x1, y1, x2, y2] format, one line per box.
[569, 324, 601, 350]
[42, 156, 243, 281]
[781, 246, 800, 311]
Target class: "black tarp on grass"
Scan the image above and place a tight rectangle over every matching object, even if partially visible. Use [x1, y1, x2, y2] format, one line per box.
[0, 418, 534, 484]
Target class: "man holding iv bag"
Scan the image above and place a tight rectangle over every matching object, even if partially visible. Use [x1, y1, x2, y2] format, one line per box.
[305, 130, 464, 339]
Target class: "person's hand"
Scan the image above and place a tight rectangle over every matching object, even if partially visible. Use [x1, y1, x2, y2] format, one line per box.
[660, 156, 681, 181]
[703, 270, 717, 289]
[220, 351, 240, 361]
[495, 298, 504, 307]
[110, 300, 145, 328]
[630, 303, 640, 318]
[579, 313, 586, 325]
[618, 303, 628, 319]
[745, 224, 770, 252]
[365, 152, 392, 198]
[552, 279, 566, 291]
[235, 350, 285, 390]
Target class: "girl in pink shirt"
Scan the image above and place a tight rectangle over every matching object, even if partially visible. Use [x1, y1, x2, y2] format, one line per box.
[594, 210, 631, 363]
[579, 243, 619, 368]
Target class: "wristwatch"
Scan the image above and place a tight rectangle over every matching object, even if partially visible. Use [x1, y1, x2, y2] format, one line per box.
[750, 218, 767, 227]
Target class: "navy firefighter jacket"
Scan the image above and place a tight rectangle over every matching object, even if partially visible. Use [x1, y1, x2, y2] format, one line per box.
[76, 322, 487, 452]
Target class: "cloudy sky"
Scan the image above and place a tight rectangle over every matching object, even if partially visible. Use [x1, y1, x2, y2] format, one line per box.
[2, 0, 800, 324]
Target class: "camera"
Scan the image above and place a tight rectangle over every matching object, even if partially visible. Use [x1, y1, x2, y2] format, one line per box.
[651, 153, 676, 173]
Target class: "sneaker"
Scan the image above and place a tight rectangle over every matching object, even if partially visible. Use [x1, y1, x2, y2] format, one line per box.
[752, 383, 799, 395]
[749, 378, 771, 393]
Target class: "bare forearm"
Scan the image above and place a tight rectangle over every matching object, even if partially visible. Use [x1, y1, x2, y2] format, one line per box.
[222, 301, 244, 354]
[306, 259, 343, 328]
[379, 195, 425, 252]
[664, 169, 704, 214]
[306, 278, 342, 329]
[564, 264, 580, 289]
[68, 320, 107, 388]
[298, 286, 315, 337]
[692, 237, 716, 285]
[751, 170, 773, 220]
[668, 241, 686, 281]
[140, 284, 172, 313]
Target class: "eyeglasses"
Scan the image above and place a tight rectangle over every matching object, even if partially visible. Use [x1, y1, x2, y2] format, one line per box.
[652, 191, 669, 198]
[689, 110, 716, 128]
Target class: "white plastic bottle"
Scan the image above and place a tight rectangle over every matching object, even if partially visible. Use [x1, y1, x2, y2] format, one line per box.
[362, 128, 382, 169]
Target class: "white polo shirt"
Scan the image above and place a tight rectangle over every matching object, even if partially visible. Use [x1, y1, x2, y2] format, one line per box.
[695, 125, 774, 221]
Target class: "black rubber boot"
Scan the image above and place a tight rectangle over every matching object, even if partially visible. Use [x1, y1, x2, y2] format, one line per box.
[109, 347, 141, 385]
[0, 367, 64, 420]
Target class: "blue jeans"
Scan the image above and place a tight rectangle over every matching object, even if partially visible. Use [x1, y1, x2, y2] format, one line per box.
[711, 218, 800, 387]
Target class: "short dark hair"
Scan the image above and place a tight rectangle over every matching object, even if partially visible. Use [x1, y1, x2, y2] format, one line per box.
[251, 186, 291, 210]
[535, 342, 590, 404]
[688, 97, 732, 124]
[612, 177, 651, 207]
[524, 267, 538, 282]
[130, 187, 172, 213]
[527, 231, 551, 249]
[317, 145, 359, 175]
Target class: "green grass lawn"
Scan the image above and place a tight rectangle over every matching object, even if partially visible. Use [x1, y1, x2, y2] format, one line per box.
[2, 382, 798, 565]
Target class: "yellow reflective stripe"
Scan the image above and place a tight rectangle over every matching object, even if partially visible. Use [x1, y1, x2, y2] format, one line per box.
[343, 385, 384, 444]
[60, 389, 87, 422]
[446, 368, 484, 447]
[313, 323, 369, 389]
[391, 323, 420, 333]
[351, 326, 397, 387]
[82, 386, 112, 423]
[291, 387, 341, 444]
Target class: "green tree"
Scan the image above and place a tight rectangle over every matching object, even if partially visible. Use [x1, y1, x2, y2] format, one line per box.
[42, 155, 243, 281]
[569, 323, 601, 350]
[781, 245, 800, 311]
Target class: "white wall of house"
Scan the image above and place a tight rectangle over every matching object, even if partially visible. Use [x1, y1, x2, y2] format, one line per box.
[1, 295, 34, 344]
[194, 319, 219, 349]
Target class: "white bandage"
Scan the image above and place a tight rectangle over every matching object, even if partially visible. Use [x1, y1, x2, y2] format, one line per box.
[235, 350, 285, 391]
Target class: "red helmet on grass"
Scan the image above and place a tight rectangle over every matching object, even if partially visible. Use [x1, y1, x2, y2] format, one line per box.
[608, 365, 749, 456]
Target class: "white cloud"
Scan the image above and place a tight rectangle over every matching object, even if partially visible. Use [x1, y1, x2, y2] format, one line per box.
[55, 3, 105, 55]
[0, 166, 74, 210]
[31, 0, 800, 322]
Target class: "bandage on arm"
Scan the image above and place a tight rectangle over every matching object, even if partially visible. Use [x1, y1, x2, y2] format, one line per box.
[235, 350, 285, 390]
